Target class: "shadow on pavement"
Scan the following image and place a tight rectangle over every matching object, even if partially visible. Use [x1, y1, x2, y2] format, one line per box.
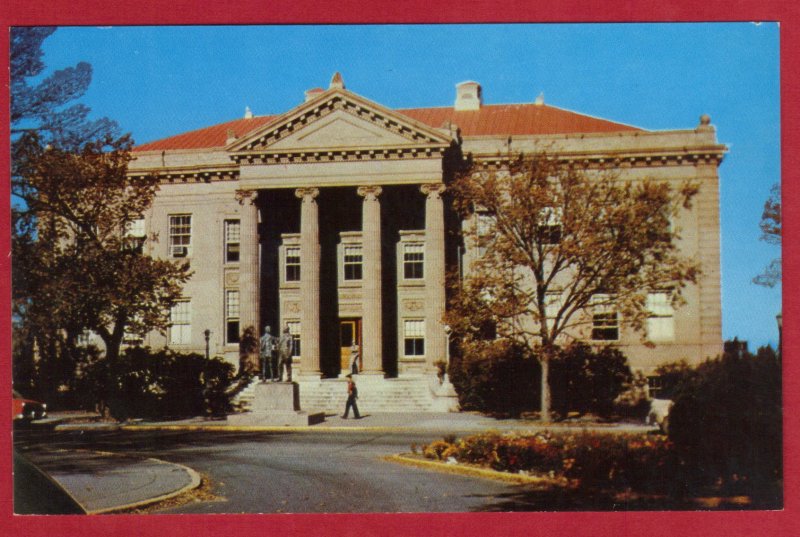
[13, 450, 85, 514]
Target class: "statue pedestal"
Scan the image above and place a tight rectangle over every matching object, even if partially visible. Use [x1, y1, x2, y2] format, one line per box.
[228, 382, 325, 426]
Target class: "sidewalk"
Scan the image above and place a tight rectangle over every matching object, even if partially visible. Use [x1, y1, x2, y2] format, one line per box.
[49, 410, 656, 434]
[19, 447, 200, 514]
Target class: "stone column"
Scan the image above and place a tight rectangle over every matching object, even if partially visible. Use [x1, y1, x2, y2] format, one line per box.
[236, 189, 260, 336]
[296, 187, 321, 376]
[421, 183, 447, 372]
[357, 185, 384, 375]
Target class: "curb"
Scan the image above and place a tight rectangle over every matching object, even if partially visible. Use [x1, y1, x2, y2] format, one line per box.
[120, 424, 421, 433]
[88, 457, 202, 514]
[384, 453, 569, 487]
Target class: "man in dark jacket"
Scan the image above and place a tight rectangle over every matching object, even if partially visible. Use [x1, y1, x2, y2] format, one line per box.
[342, 375, 360, 419]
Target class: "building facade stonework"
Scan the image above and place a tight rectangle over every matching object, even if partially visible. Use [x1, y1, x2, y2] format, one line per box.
[128, 74, 725, 384]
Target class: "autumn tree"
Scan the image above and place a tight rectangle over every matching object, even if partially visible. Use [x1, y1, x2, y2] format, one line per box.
[753, 183, 781, 288]
[11, 27, 190, 402]
[447, 152, 700, 421]
[14, 133, 191, 361]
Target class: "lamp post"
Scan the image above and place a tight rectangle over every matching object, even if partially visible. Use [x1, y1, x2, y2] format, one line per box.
[776, 312, 782, 359]
[203, 329, 211, 415]
[443, 324, 452, 383]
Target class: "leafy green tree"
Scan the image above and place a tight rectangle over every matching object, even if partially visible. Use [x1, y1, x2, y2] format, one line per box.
[447, 152, 700, 421]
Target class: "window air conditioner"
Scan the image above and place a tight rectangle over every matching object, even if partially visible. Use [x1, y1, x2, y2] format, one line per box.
[172, 246, 188, 258]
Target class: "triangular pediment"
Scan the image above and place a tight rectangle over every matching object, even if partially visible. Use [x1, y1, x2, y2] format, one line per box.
[228, 88, 452, 154]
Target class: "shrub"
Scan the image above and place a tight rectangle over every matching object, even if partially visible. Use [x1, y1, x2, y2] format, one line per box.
[652, 360, 693, 399]
[613, 371, 652, 420]
[424, 431, 679, 493]
[550, 343, 633, 417]
[449, 340, 539, 415]
[103, 347, 235, 420]
[668, 345, 782, 495]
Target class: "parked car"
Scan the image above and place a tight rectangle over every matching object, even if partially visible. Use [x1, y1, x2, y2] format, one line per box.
[12, 390, 47, 421]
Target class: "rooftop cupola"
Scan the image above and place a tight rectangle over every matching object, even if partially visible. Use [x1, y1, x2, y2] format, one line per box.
[244, 106, 253, 119]
[455, 81, 482, 111]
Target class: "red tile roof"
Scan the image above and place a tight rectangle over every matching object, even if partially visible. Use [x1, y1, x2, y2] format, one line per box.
[133, 103, 640, 152]
[399, 104, 641, 137]
[134, 116, 276, 152]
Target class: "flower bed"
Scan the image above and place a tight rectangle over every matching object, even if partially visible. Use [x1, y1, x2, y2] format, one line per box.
[422, 431, 679, 494]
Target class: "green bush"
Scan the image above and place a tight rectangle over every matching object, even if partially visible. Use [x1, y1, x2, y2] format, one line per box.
[613, 371, 652, 420]
[550, 343, 633, 417]
[103, 347, 235, 420]
[652, 360, 694, 400]
[668, 345, 782, 495]
[449, 340, 539, 414]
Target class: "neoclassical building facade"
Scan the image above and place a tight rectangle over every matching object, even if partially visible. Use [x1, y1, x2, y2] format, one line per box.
[128, 73, 725, 390]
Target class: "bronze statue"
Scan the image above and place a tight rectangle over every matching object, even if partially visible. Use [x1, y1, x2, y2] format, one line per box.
[259, 325, 277, 381]
[276, 326, 293, 382]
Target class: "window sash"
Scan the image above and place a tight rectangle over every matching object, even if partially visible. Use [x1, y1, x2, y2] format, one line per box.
[287, 321, 301, 357]
[403, 243, 424, 279]
[403, 320, 425, 356]
[125, 218, 146, 238]
[591, 294, 618, 340]
[169, 215, 192, 256]
[169, 300, 191, 344]
[285, 247, 301, 282]
[224, 220, 241, 263]
[343, 246, 363, 280]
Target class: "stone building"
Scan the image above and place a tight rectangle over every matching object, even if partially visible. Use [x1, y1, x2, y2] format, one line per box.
[127, 73, 725, 410]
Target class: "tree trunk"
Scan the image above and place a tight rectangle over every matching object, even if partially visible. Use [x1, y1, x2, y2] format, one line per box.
[540, 356, 551, 422]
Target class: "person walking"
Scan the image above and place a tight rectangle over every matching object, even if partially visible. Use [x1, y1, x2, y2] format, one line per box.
[342, 374, 360, 419]
[348, 343, 360, 375]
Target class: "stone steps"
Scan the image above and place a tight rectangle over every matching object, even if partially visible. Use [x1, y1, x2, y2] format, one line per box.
[232, 375, 459, 413]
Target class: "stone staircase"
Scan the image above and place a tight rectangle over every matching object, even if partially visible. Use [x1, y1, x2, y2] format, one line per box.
[231, 374, 459, 414]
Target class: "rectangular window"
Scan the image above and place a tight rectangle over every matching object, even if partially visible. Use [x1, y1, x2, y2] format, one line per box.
[591, 294, 619, 341]
[544, 291, 562, 332]
[169, 300, 191, 345]
[225, 290, 240, 344]
[285, 247, 301, 282]
[537, 207, 563, 245]
[475, 212, 494, 257]
[125, 218, 146, 237]
[403, 319, 425, 356]
[343, 245, 363, 280]
[125, 218, 146, 253]
[647, 292, 675, 342]
[286, 321, 301, 357]
[224, 220, 241, 263]
[403, 243, 424, 279]
[169, 214, 192, 258]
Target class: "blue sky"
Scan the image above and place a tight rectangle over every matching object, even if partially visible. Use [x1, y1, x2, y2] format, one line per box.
[36, 23, 781, 348]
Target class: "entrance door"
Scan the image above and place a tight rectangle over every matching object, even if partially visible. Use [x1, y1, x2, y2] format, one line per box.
[339, 319, 362, 373]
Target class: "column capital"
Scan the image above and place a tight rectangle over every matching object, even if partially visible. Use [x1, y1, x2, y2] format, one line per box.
[235, 189, 258, 205]
[295, 187, 320, 201]
[420, 183, 446, 198]
[357, 185, 383, 200]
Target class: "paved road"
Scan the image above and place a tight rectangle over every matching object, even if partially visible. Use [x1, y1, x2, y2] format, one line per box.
[15, 428, 531, 513]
